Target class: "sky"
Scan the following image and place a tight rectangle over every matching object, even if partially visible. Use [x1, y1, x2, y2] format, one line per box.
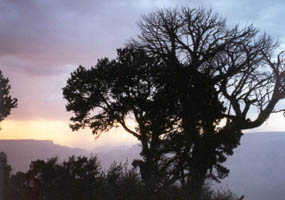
[0, 0, 285, 150]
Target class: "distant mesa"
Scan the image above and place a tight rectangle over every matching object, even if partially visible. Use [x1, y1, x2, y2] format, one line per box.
[0, 139, 140, 172]
[0, 139, 88, 172]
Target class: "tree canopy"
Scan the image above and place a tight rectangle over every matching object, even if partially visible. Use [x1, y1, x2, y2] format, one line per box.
[135, 7, 285, 130]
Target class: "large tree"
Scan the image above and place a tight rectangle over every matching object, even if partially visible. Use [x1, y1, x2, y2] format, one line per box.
[132, 7, 285, 198]
[0, 70, 17, 126]
[63, 49, 229, 194]
[63, 7, 285, 199]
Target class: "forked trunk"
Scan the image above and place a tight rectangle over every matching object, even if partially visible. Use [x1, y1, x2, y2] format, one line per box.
[187, 169, 207, 200]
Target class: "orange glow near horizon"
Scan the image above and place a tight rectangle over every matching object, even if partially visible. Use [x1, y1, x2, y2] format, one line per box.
[0, 119, 138, 150]
[1, 113, 284, 151]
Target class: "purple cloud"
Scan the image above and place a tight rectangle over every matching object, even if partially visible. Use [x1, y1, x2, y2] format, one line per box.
[0, 0, 284, 122]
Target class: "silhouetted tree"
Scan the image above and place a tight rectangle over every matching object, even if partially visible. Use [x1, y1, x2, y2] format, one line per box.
[63, 7, 285, 199]
[9, 156, 102, 200]
[0, 70, 17, 128]
[61, 156, 103, 200]
[6, 171, 29, 200]
[132, 7, 285, 199]
[63, 46, 228, 196]
[103, 161, 145, 200]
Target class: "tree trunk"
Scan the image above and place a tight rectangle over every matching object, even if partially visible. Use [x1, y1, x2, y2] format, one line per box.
[187, 166, 207, 200]
[138, 138, 159, 191]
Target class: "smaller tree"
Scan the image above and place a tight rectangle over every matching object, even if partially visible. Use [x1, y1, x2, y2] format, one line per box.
[6, 171, 28, 200]
[5, 155, 243, 200]
[0, 152, 12, 200]
[0, 70, 17, 127]
[29, 156, 103, 200]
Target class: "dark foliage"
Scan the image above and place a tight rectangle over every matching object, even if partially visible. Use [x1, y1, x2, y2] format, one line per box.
[0, 152, 12, 200]
[4, 154, 243, 200]
[5, 155, 103, 200]
[0, 70, 17, 125]
[63, 46, 230, 195]
[63, 6, 285, 199]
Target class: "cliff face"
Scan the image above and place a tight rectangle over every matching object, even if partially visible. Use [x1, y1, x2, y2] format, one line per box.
[0, 140, 88, 172]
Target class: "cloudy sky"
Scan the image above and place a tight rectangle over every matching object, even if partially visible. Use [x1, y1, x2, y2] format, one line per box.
[1, 0, 285, 150]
